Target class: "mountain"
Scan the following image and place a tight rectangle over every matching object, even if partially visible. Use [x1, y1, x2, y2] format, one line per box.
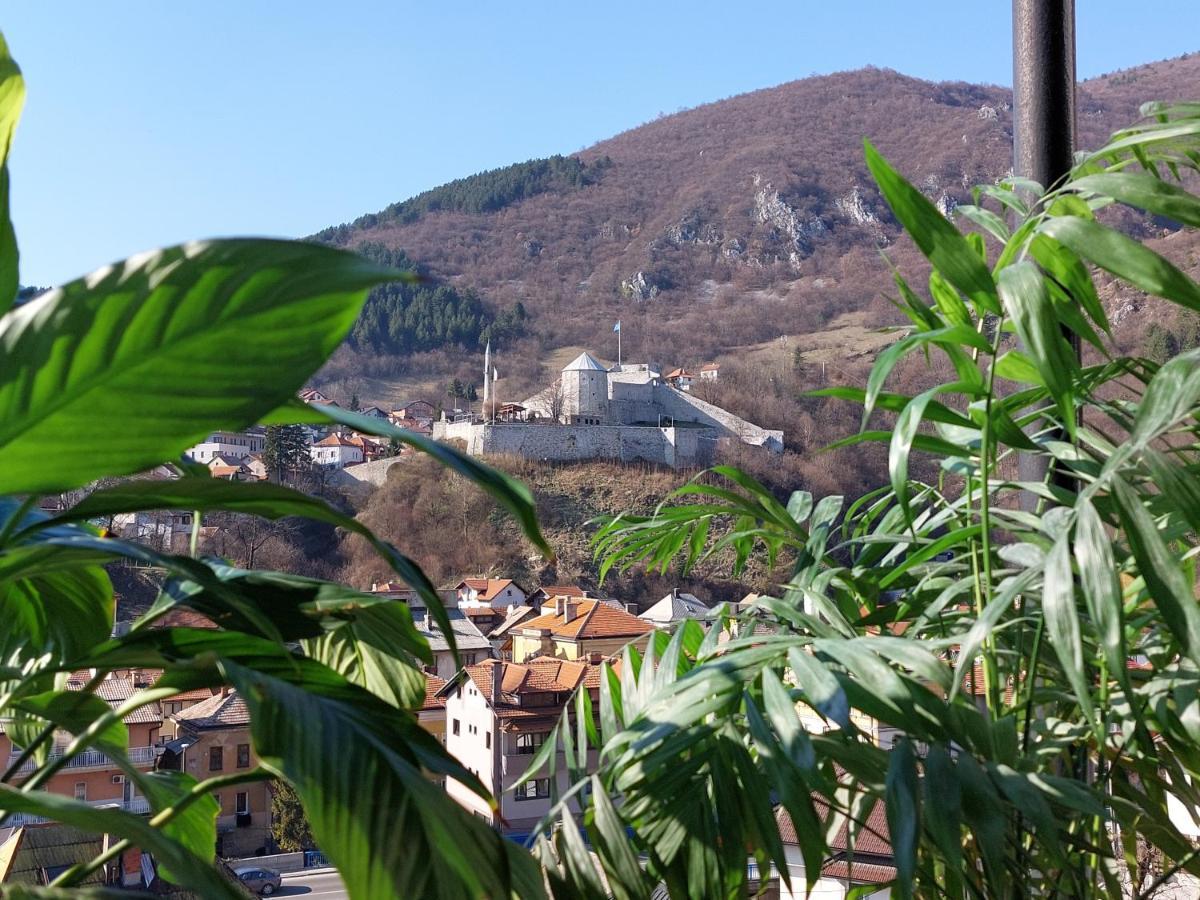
[313, 53, 1200, 401]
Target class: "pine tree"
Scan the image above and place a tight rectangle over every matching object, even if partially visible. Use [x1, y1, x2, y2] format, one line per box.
[270, 781, 314, 852]
[262, 425, 310, 482]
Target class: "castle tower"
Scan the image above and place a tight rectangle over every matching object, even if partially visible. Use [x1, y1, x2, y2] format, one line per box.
[561, 352, 609, 424]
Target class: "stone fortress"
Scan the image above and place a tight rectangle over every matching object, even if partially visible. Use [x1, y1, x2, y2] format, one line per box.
[432, 352, 783, 468]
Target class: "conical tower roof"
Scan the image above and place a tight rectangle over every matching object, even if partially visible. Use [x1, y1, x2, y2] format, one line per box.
[563, 352, 607, 372]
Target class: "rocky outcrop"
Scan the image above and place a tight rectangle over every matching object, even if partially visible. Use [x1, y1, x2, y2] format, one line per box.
[663, 211, 723, 247]
[752, 175, 827, 265]
[620, 271, 661, 301]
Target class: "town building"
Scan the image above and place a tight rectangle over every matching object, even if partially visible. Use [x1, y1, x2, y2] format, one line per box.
[433, 352, 782, 468]
[699, 362, 721, 382]
[774, 801, 893, 899]
[416, 608, 495, 680]
[309, 433, 365, 469]
[487, 606, 537, 660]
[184, 430, 266, 463]
[454, 578, 528, 611]
[0, 676, 161, 827]
[509, 597, 654, 664]
[638, 589, 715, 628]
[527, 585, 588, 610]
[439, 656, 611, 835]
[160, 691, 270, 858]
[391, 400, 436, 424]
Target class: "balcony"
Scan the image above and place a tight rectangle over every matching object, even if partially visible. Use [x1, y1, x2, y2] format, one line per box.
[7, 744, 159, 776]
[2, 795, 152, 827]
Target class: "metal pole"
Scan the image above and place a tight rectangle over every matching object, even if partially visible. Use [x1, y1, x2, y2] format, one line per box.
[1013, 0, 1079, 495]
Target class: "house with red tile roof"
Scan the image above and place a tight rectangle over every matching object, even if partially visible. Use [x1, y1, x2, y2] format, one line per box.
[527, 584, 589, 610]
[159, 691, 269, 857]
[309, 433, 364, 469]
[454, 578, 528, 611]
[0, 675, 162, 827]
[510, 597, 653, 664]
[775, 798, 894, 898]
[438, 656, 614, 833]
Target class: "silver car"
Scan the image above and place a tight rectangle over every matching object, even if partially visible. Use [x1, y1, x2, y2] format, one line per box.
[234, 866, 283, 896]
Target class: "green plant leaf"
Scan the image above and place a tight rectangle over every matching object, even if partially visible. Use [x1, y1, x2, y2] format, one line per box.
[0, 785, 242, 897]
[864, 140, 999, 314]
[0, 33, 25, 314]
[1071, 171, 1200, 227]
[223, 660, 544, 900]
[136, 770, 222, 884]
[1042, 533, 1095, 727]
[996, 262, 1077, 437]
[886, 739, 919, 900]
[1040, 215, 1200, 312]
[0, 240, 396, 494]
[0, 563, 114, 664]
[1112, 477, 1200, 670]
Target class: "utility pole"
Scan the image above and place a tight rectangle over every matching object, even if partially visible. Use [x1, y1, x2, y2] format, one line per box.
[1012, 0, 1078, 494]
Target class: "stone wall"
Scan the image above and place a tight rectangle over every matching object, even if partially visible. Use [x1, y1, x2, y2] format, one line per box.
[330, 456, 405, 488]
[654, 387, 784, 451]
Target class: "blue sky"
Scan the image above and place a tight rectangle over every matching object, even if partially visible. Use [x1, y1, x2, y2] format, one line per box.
[4, 2, 1197, 286]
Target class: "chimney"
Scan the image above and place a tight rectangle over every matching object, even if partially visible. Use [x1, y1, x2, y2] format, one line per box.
[588, 651, 603, 665]
[423, 610, 433, 633]
[555, 595, 566, 617]
[563, 599, 578, 622]
[623, 601, 637, 614]
[491, 660, 504, 701]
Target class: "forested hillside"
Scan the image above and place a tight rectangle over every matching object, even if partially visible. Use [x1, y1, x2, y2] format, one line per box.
[313, 53, 1200, 405]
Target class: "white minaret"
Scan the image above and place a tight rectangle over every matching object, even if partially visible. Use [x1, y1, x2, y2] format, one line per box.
[483, 339, 491, 405]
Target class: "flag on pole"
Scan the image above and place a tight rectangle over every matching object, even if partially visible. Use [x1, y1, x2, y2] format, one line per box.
[613, 321, 621, 332]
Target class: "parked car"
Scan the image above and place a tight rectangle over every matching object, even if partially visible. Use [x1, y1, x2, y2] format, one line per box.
[233, 866, 282, 896]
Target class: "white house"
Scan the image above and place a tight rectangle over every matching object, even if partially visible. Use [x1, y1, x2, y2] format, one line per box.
[439, 656, 609, 835]
[184, 430, 265, 463]
[309, 433, 364, 469]
[638, 589, 715, 628]
[454, 578, 528, 611]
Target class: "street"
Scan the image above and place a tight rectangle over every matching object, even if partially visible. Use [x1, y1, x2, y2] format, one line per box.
[274, 869, 348, 899]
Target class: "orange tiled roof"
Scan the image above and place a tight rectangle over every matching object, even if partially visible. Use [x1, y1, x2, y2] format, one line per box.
[536, 585, 586, 598]
[150, 608, 219, 630]
[173, 691, 250, 729]
[422, 674, 447, 711]
[315, 433, 359, 448]
[458, 578, 518, 601]
[520, 599, 654, 641]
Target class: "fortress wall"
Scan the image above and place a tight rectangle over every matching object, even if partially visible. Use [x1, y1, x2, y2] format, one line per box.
[465, 423, 704, 467]
[653, 388, 784, 451]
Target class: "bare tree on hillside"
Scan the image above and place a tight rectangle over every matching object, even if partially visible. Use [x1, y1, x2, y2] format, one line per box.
[546, 378, 566, 424]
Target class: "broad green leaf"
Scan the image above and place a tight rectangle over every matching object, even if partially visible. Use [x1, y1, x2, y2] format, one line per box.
[1112, 478, 1200, 670]
[1129, 346, 1200, 450]
[303, 602, 429, 709]
[922, 746, 963, 877]
[993, 349, 1045, 386]
[787, 647, 850, 730]
[890, 388, 940, 526]
[1071, 171, 1200, 227]
[8, 690, 127, 764]
[224, 660, 544, 900]
[0, 785, 241, 897]
[1074, 500, 1128, 685]
[0, 240, 396, 494]
[885, 740, 919, 900]
[1040, 215, 1200, 312]
[1042, 533, 1094, 727]
[1028, 234, 1110, 335]
[136, 770, 223, 884]
[588, 775, 647, 900]
[0, 563, 113, 664]
[0, 33, 24, 313]
[996, 262, 1077, 438]
[864, 140, 999, 314]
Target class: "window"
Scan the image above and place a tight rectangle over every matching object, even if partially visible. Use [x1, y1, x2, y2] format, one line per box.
[485, 732, 491, 749]
[209, 746, 223, 771]
[514, 778, 550, 801]
[235, 791, 249, 815]
[452, 719, 460, 736]
[514, 731, 549, 754]
[236, 743, 250, 768]
[74, 782, 86, 801]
